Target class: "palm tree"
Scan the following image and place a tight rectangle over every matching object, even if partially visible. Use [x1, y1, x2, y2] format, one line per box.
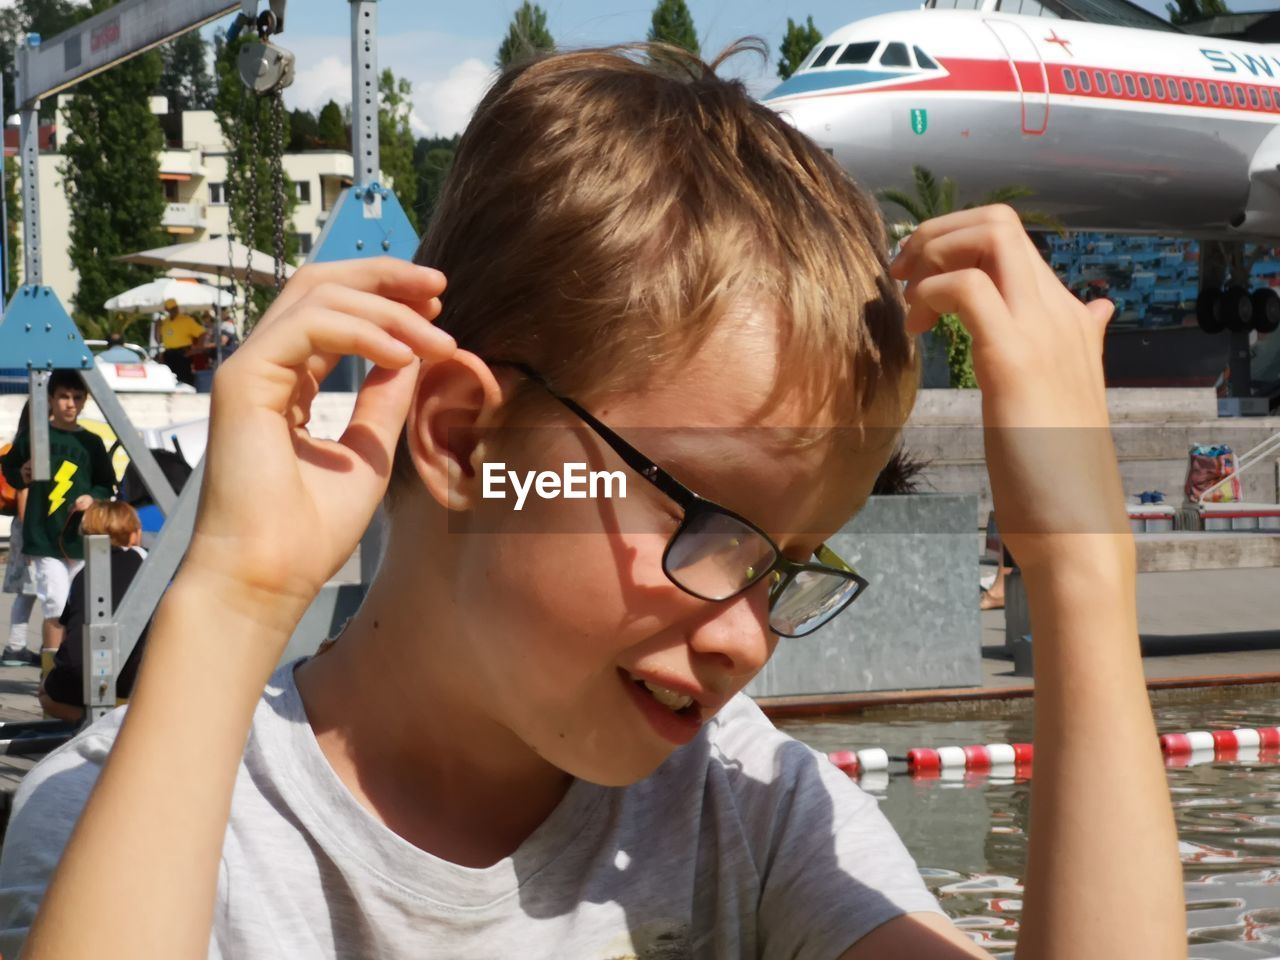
[878, 166, 1064, 387]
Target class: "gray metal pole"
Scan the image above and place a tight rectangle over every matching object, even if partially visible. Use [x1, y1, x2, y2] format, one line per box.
[28, 370, 49, 483]
[18, 104, 40, 287]
[82, 534, 118, 725]
[349, 1, 380, 190]
[0, 67, 9, 310]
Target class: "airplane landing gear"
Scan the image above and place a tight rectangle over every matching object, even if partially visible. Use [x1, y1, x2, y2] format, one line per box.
[1250, 287, 1280, 334]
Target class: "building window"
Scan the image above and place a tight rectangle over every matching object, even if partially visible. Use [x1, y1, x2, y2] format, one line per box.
[1154, 77, 1165, 99]
[163, 180, 180, 202]
[294, 180, 312, 204]
[1063, 68, 1076, 92]
[293, 232, 313, 256]
[209, 182, 227, 205]
[1139, 76, 1150, 98]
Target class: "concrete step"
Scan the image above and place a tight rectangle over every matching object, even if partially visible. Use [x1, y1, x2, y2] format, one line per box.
[907, 388, 1225, 425]
[1133, 531, 1280, 572]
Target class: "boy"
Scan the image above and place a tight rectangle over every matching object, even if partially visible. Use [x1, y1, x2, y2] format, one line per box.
[0, 45, 1183, 959]
[0, 371, 115, 657]
[39, 501, 149, 723]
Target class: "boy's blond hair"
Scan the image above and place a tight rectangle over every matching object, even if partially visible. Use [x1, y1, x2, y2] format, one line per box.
[392, 42, 916, 495]
[81, 500, 141, 549]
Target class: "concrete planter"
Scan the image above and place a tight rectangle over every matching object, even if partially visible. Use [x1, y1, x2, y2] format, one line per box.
[747, 493, 982, 697]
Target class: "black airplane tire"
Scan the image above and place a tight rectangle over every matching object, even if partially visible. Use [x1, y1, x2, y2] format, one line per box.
[1251, 288, 1280, 334]
[1221, 286, 1253, 333]
[1197, 290, 1225, 334]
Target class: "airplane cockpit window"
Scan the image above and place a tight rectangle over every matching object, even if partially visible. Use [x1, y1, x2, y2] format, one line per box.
[837, 42, 880, 65]
[914, 46, 940, 69]
[810, 44, 840, 69]
[880, 42, 911, 67]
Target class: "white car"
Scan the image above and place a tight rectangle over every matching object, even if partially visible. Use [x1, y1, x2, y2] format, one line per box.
[88, 340, 196, 394]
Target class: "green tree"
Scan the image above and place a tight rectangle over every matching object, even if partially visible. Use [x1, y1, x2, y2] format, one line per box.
[288, 107, 320, 151]
[777, 16, 822, 81]
[316, 99, 348, 149]
[648, 0, 699, 55]
[379, 69, 419, 231]
[4, 156, 20, 298]
[413, 136, 458, 229]
[496, 2, 555, 69]
[159, 30, 215, 113]
[878, 165, 1064, 388]
[61, 0, 166, 323]
[213, 29, 298, 322]
[1166, 0, 1231, 24]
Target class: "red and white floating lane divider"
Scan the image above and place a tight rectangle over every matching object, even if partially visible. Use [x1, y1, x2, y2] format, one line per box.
[1159, 726, 1280, 756]
[827, 726, 1280, 779]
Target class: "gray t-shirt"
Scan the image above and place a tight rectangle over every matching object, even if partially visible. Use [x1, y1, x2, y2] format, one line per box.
[0, 660, 944, 959]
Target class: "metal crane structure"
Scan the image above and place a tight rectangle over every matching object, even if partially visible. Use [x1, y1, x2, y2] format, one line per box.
[0, 0, 418, 745]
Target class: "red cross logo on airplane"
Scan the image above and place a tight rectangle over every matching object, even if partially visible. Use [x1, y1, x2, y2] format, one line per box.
[1045, 29, 1073, 56]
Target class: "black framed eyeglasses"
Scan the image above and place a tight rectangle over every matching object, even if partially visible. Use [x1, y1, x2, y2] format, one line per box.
[489, 361, 870, 638]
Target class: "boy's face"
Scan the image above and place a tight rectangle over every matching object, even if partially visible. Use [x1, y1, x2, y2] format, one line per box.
[50, 387, 86, 428]
[423, 303, 903, 787]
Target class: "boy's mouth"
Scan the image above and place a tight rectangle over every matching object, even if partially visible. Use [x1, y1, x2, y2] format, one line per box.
[623, 671, 699, 716]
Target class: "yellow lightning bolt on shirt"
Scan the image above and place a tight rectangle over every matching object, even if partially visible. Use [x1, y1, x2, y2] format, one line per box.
[48, 461, 78, 515]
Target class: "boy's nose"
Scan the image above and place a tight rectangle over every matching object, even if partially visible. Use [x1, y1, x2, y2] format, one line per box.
[684, 588, 775, 680]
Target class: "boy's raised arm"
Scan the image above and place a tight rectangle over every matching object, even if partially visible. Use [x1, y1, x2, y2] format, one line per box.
[884, 205, 1185, 960]
[20, 259, 455, 960]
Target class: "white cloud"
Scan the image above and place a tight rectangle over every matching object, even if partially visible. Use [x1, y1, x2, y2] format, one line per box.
[410, 58, 494, 138]
[281, 33, 495, 139]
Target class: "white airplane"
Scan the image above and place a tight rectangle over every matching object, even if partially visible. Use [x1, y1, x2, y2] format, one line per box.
[762, 9, 1280, 243]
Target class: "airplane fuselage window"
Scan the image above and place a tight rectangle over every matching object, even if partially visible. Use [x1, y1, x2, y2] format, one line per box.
[1195, 81, 1206, 101]
[1210, 84, 1221, 104]
[1078, 69, 1091, 93]
[1250, 87, 1260, 107]
[1263, 88, 1273, 108]
[1182, 80, 1194, 99]
[1108, 72, 1121, 94]
[1237, 84, 1247, 105]
[1169, 79, 1181, 101]
[914, 46, 939, 69]
[1124, 75, 1136, 97]
[810, 44, 840, 68]
[1154, 77, 1166, 99]
[880, 42, 911, 67]
[1222, 84, 1233, 106]
[1064, 69, 1076, 92]
[1094, 70, 1106, 92]
[1139, 76, 1151, 98]
[837, 42, 880, 65]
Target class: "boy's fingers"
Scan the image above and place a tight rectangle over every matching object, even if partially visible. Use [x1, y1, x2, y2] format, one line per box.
[907, 269, 1013, 345]
[898, 222, 1041, 318]
[296, 284, 453, 358]
[262, 258, 446, 325]
[891, 204, 1026, 278]
[338, 360, 420, 478]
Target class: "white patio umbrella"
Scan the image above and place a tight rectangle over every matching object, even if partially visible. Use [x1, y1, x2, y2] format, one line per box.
[118, 239, 296, 287]
[104, 278, 234, 314]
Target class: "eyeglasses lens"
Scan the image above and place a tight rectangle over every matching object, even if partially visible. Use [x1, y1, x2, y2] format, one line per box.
[770, 569, 861, 637]
[664, 510, 777, 601]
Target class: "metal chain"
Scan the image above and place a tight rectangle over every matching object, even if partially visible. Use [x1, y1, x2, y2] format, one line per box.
[270, 92, 287, 291]
[243, 85, 262, 330]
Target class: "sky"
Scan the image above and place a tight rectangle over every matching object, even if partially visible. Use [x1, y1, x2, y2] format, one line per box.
[7, 0, 1280, 137]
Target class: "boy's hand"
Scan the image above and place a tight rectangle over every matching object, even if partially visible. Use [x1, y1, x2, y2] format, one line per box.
[890, 206, 1129, 575]
[72, 495, 93, 513]
[20, 460, 31, 485]
[183, 258, 455, 632]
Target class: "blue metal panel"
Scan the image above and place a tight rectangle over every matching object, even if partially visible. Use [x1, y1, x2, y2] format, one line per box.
[0, 285, 93, 370]
[309, 183, 419, 264]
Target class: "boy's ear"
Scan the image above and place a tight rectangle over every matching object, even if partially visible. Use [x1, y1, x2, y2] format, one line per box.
[403, 353, 506, 512]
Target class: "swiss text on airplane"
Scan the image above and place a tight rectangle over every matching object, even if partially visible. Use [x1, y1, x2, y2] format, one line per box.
[1201, 49, 1280, 79]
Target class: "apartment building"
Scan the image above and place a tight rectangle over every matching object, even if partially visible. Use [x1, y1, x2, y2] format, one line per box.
[12, 99, 354, 308]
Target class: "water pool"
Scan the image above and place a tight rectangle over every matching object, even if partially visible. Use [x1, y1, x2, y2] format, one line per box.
[779, 689, 1280, 958]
